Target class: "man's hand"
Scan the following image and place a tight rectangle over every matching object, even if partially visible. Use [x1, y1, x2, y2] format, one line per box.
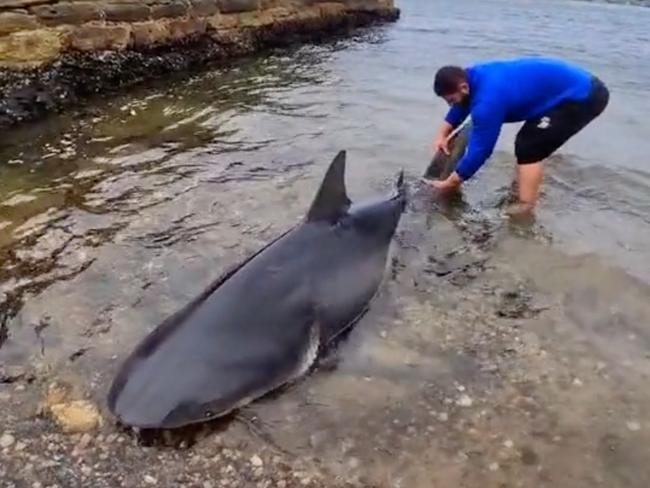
[421, 172, 463, 195]
[433, 135, 451, 156]
[431, 121, 453, 156]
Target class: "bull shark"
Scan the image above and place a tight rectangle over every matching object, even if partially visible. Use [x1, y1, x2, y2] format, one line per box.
[107, 150, 407, 429]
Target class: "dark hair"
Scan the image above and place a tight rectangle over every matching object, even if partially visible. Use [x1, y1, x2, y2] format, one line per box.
[433, 66, 467, 96]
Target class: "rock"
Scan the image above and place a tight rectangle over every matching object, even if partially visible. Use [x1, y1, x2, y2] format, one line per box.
[30, 3, 102, 25]
[131, 20, 171, 47]
[237, 10, 274, 27]
[0, 0, 48, 7]
[519, 446, 539, 465]
[627, 421, 641, 432]
[151, 0, 188, 19]
[43, 382, 72, 408]
[265, 6, 292, 20]
[504, 439, 514, 449]
[0, 432, 16, 448]
[104, 3, 151, 22]
[0, 28, 64, 68]
[347, 0, 396, 11]
[49, 400, 102, 433]
[438, 412, 448, 422]
[218, 0, 260, 14]
[77, 433, 93, 450]
[167, 17, 207, 39]
[0, 0, 399, 129]
[481, 363, 499, 373]
[0, 365, 33, 384]
[347, 457, 360, 469]
[250, 454, 263, 467]
[144, 474, 157, 484]
[208, 12, 238, 30]
[292, 6, 321, 22]
[457, 394, 473, 407]
[317, 2, 345, 17]
[0, 12, 40, 36]
[190, 0, 219, 16]
[309, 431, 326, 448]
[132, 17, 207, 45]
[488, 462, 500, 471]
[70, 23, 132, 51]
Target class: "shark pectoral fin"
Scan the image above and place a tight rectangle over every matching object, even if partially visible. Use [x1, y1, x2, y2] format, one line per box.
[306, 150, 352, 223]
[282, 318, 321, 388]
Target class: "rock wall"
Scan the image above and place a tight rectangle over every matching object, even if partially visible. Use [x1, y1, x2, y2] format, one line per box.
[0, 0, 399, 129]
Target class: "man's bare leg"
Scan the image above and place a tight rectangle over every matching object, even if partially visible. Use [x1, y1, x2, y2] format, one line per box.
[509, 168, 519, 203]
[507, 161, 544, 216]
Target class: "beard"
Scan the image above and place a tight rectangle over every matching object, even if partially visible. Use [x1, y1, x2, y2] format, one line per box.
[458, 92, 471, 109]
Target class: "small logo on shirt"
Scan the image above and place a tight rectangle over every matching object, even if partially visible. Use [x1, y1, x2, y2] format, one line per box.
[537, 116, 551, 129]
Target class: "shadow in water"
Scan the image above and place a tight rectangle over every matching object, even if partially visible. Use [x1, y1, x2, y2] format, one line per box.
[114, 374, 333, 456]
[117, 412, 236, 450]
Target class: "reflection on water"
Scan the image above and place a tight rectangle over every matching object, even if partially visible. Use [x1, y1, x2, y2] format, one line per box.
[1, 0, 650, 486]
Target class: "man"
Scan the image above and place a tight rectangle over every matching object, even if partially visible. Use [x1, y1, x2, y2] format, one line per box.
[427, 57, 609, 213]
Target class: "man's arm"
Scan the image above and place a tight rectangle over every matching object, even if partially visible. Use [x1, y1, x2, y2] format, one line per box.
[427, 103, 504, 191]
[433, 105, 471, 155]
[453, 103, 504, 181]
[433, 120, 453, 153]
[445, 104, 470, 128]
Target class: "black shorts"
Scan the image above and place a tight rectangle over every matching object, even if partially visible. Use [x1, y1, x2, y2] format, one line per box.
[515, 76, 610, 164]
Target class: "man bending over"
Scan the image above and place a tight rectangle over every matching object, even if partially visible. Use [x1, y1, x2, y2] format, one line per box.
[427, 57, 609, 213]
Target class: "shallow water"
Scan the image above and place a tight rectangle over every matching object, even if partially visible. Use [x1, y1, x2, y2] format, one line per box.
[1, 0, 650, 486]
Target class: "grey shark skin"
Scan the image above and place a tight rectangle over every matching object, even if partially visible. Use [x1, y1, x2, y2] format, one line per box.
[107, 150, 406, 429]
[424, 118, 472, 180]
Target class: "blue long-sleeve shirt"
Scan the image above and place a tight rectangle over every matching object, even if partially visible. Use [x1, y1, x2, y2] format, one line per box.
[446, 57, 595, 181]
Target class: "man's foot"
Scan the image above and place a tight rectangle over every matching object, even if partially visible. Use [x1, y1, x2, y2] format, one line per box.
[505, 202, 535, 216]
[505, 202, 537, 228]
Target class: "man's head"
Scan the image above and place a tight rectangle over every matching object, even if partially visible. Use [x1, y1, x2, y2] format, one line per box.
[433, 66, 470, 108]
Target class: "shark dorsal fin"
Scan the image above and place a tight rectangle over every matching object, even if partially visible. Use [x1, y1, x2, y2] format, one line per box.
[306, 150, 351, 223]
